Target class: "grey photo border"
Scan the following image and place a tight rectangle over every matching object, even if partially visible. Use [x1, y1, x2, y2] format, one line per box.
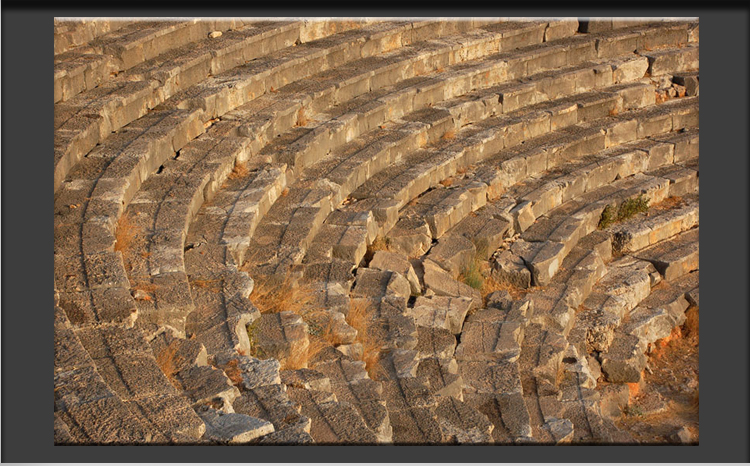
[2, 4, 747, 463]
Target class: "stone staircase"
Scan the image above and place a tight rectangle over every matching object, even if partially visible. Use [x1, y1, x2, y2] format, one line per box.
[54, 17, 699, 444]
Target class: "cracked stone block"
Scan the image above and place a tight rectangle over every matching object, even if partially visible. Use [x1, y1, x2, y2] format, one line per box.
[369, 250, 421, 295]
[417, 357, 463, 399]
[435, 396, 494, 444]
[600, 332, 648, 383]
[415, 326, 457, 360]
[385, 217, 433, 257]
[252, 311, 309, 367]
[408, 295, 473, 335]
[422, 259, 482, 305]
[197, 407, 275, 444]
[216, 354, 282, 390]
[491, 250, 532, 289]
[426, 235, 477, 280]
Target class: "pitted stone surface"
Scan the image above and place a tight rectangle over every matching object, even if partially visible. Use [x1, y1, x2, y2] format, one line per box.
[53, 17, 699, 445]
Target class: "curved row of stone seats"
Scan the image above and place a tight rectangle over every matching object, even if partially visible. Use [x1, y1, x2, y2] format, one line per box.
[419, 197, 618, 442]
[451, 99, 696, 283]
[570, 247, 698, 383]
[54, 18, 698, 444]
[142, 84, 692, 444]
[54, 302, 209, 443]
[55, 19, 531, 336]
[169, 20, 586, 357]
[277, 96, 697, 421]
[369, 115, 697, 443]
[55, 15, 680, 280]
[565, 197, 698, 378]
[54, 19, 255, 103]
[363, 95, 696, 274]
[120, 18, 568, 438]
[53, 18, 402, 104]
[54, 18, 136, 55]
[55, 18, 495, 192]
[248, 80, 685, 284]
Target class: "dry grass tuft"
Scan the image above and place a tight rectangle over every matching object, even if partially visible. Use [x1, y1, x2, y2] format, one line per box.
[368, 236, 390, 253]
[459, 257, 485, 291]
[346, 299, 383, 380]
[115, 215, 141, 267]
[651, 196, 685, 212]
[228, 161, 250, 180]
[155, 345, 181, 387]
[191, 278, 222, 293]
[130, 280, 158, 302]
[280, 332, 331, 371]
[481, 273, 527, 301]
[249, 274, 316, 316]
[295, 108, 309, 127]
[222, 358, 245, 386]
[439, 177, 454, 187]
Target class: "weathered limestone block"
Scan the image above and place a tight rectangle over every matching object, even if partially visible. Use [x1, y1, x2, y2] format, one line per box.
[351, 267, 412, 302]
[633, 228, 699, 282]
[463, 391, 532, 440]
[417, 357, 463, 399]
[197, 407, 275, 444]
[451, 214, 510, 260]
[415, 326, 457, 360]
[215, 353, 281, 390]
[252, 312, 310, 367]
[491, 250, 532, 289]
[407, 295, 473, 335]
[232, 384, 305, 431]
[435, 396, 494, 444]
[369, 250, 421, 295]
[422, 259, 482, 305]
[426, 234, 477, 280]
[600, 332, 648, 383]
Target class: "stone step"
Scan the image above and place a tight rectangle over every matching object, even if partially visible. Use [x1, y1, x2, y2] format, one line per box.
[310, 355, 392, 441]
[54, 307, 205, 443]
[189, 28, 700, 284]
[647, 163, 699, 198]
[520, 239, 609, 336]
[240, 48, 693, 285]
[643, 45, 699, 77]
[55, 18, 137, 55]
[455, 300, 531, 363]
[512, 173, 672, 287]
[55, 18, 513, 192]
[571, 256, 658, 355]
[633, 227, 699, 281]
[286, 388, 380, 444]
[416, 357, 464, 399]
[375, 99, 696, 259]
[196, 406, 275, 444]
[610, 195, 698, 254]
[55, 19, 254, 102]
[619, 271, 697, 349]
[232, 383, 308, 434]
[435, 396, 495, 443]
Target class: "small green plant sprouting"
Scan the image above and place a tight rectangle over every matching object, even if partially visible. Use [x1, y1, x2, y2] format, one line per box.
[624, 405, 644, 417]
[598, 195, 650, 229]
[246, 319, 264, 359]
[459, 257, 485, 291]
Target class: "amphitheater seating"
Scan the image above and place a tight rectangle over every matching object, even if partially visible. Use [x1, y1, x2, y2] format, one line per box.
[54, 17, 699, 444]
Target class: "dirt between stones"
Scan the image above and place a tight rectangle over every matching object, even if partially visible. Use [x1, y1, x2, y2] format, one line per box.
[614, 305, 699, 443]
